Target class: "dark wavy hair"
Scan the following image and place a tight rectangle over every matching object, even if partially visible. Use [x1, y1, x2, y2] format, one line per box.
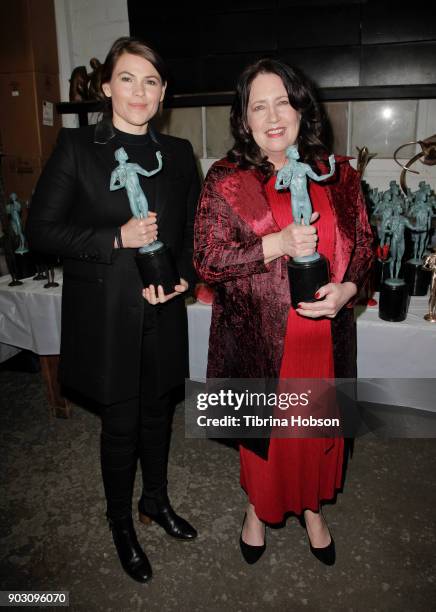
[99, 37, 167, 114]
[228, 58, 329, 179]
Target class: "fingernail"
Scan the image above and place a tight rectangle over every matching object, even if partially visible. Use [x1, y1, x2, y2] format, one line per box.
[314, 291, 320, 299]
[297, 303, 302, 308]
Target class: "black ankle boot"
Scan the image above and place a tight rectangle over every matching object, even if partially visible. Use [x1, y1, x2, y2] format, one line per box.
[138, 491, 197, 540]
[108, 515, 152, 582]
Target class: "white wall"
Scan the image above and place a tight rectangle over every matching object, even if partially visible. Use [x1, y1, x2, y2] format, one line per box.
[54, 0, 129, 127]
[66, 0, 129, 68]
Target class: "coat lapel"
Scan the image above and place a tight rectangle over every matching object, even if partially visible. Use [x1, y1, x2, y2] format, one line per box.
[93, 118, 126, 181]
[324, 183, 354, 283]
[214, 161, 280, 236]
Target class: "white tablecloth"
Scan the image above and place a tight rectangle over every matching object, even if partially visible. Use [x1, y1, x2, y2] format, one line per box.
[187, 296, 436, 411]
[0, 273, 62, 358]
[354, 297, 436, 378]
[187, 296, 436, 381]
[0, 343, 21, 363]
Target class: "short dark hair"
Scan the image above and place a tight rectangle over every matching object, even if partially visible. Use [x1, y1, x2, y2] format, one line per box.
[99, 36, 167, 112]
[228, 58, 328, 179]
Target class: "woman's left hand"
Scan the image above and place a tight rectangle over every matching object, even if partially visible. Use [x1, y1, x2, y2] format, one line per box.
[296, 282, 357, 318]
[142, 278, 188, 305]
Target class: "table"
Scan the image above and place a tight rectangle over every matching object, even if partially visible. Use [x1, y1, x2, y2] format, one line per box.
[187, 295, 436, 412]
[0, 272, 69, 417]
[2, 273, 435, 415]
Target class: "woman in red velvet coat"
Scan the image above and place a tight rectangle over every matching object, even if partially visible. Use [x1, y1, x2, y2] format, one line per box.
[194, 59, 374, 566]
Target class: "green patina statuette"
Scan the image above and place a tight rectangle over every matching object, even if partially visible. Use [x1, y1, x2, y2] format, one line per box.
[110, 147, 163, 253]
[6, 193, 28, 255]
[275, 145, 335, 263]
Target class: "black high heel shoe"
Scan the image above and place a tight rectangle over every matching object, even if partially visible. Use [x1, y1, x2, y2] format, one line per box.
[138, 492, 197, 540]
[239, 513, 266, 564]
[309, 536, 335, 566]
[300, 514, 336, 566]
[107, 515, 152, 583]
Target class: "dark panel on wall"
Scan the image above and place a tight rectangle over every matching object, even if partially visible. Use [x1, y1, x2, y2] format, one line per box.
[132, 10, 276, 57]
[278, 0, 362, 6]
[165, 58, 205, 96]
[280, 46, 360, 88]
[204, 53, 268, 92]
[362, 1, 436, 44]
[203, 0, 272, 12]
[127, 0, 436, 99]
[139, 15, 201, 57]
[362, 42, 436, 86]
[202, 11, 276, 54]
[277, 4, 361, 49]
[128, 2, 194, 18]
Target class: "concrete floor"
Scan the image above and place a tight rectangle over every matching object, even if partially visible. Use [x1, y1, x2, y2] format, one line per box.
[0, 368, 435, 611]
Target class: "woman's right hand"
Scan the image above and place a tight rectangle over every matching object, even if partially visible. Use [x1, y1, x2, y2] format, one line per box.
[279, 211, 319, 258]
[120, 212, 158, 248]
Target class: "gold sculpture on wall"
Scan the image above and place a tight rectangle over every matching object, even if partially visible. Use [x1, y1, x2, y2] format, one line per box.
[355, 146, 377, 176]
[393, 135, 436, 194]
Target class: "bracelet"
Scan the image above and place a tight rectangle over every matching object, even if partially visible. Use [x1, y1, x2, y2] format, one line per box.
[115, 227, 123, 249]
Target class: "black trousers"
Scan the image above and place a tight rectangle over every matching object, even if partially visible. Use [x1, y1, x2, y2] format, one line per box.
[100, 311, 174, 520]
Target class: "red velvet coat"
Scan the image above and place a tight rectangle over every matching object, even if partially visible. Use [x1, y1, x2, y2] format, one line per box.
[193, 157, 374, 456]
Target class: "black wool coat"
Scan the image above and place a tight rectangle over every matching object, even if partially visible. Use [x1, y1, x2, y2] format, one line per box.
[27, 119, 200, 405]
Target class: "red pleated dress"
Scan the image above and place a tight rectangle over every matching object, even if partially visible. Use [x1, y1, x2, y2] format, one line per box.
[239, 176, 345, 523]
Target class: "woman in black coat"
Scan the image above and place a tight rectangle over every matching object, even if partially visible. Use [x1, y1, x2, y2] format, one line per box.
[27, 37, 200, 583]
